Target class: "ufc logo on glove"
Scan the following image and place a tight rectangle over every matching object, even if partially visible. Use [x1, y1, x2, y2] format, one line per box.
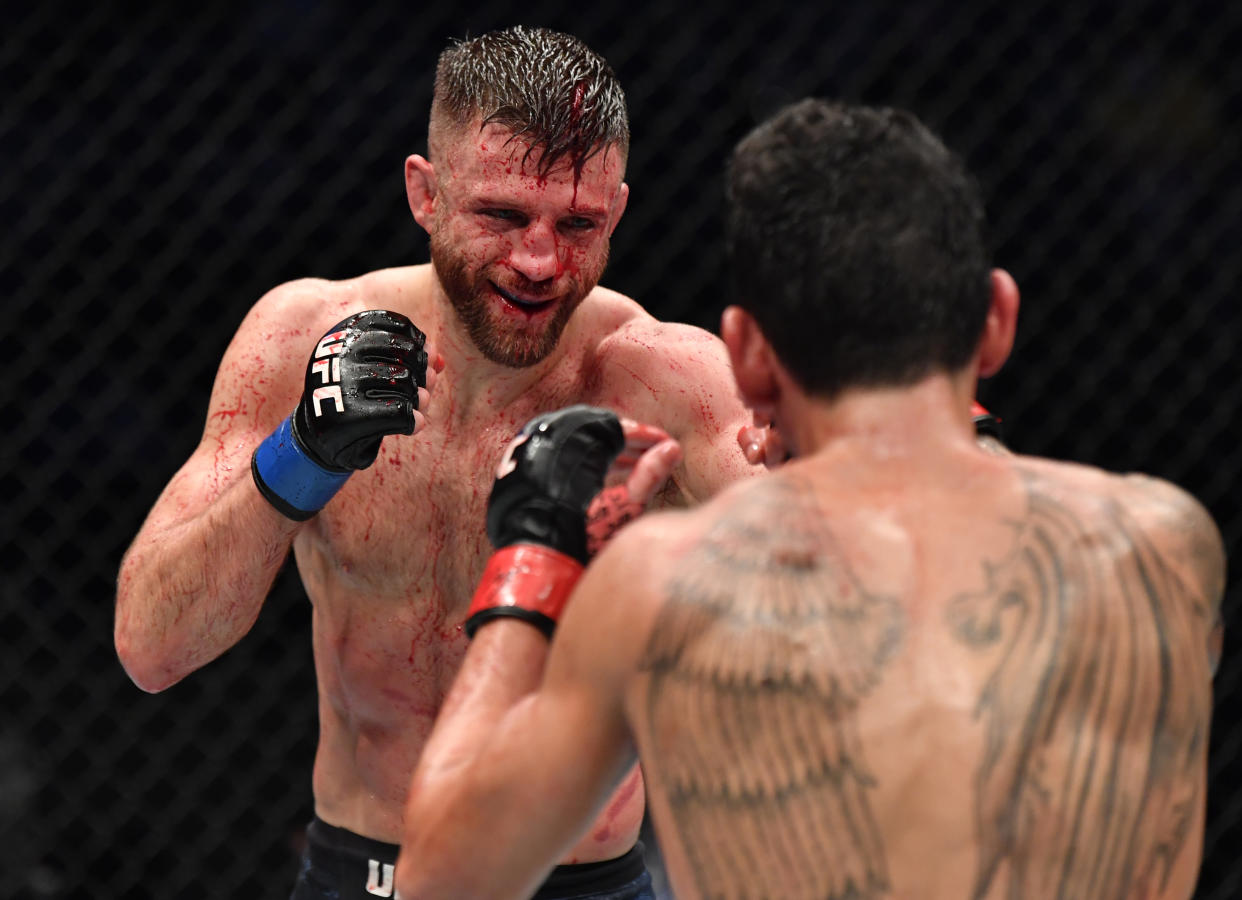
[310, 330, 348, 416]
[250, 310, 427, 521]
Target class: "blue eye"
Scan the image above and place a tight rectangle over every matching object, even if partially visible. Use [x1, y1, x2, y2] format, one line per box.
[562, 217, 596, 231]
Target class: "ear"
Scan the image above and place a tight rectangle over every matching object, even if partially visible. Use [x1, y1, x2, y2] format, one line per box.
[721, 305, 779, 411]
[405, 154, 437, 233]
[606, 182, 630, 237]
[978, 268, 1020, 378]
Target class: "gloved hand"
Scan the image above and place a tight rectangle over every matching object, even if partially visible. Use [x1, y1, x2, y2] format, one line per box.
[485, 405, 625, 564]
[971, 400, 1002, 440]
[466, 405, 625, 639]
[252, 309, 428, 520]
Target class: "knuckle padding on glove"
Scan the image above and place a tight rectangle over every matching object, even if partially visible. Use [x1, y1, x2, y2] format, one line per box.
[484, 406, 624, 563]
[251, 308, 428, 520]
[465, 405, 622, 639]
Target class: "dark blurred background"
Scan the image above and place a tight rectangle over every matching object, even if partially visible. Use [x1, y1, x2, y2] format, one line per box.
[3, 0, 1239, 896]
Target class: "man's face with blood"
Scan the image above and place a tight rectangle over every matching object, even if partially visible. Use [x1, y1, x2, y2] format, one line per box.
[427, 124, 628, 368]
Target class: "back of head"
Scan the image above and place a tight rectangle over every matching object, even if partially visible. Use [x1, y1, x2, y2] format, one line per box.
[726, 99, 990, 398]
[430, 26, 629, 175]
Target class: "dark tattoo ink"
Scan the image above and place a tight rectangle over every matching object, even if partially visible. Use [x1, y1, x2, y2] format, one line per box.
[947, 471, 1210, 900]
[639, 479, 902, 900]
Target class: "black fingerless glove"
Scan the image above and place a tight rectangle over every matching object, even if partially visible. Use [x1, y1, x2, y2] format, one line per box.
[252, 309, 428, 520]
[485, 405, 625, 564]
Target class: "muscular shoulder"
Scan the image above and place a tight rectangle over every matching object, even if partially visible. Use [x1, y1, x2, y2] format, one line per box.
[570, 508, 702, 634]
[245, 265, 428, 337]
[589, 308, 739, 421]
[1117, 472, 1226, 602]
[596, 312, 728, 377]
[1013, 455, 1217, 535]
[236, 265, 428, 367]
[207, 267, 428, 429]
[1013, 455, 1225, 608]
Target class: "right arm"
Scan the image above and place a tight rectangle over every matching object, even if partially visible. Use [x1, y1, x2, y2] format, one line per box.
[115, 283, 324, 692]
[115, 284, 432, 691]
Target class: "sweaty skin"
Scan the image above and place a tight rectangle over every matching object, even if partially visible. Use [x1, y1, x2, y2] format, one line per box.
[114, 130, 757, 860]
[629, 453, 1219, 900]
[396, 376, 1223, 900]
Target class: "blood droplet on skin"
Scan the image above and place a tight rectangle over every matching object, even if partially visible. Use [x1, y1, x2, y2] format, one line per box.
[591, 768, 641, 843]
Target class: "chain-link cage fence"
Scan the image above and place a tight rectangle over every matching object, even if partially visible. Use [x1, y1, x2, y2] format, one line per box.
[4, 0, 1239, 897]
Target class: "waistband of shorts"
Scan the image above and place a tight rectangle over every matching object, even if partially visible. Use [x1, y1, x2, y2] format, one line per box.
[305, 816, 400, 865]
[305, 817, 644, 896]
[531, 843, 647, 899]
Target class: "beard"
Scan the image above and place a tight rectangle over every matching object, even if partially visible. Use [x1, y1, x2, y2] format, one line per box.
[430, 230, 606, 369]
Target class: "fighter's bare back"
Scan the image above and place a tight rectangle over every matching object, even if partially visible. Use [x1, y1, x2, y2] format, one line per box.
[620, 439, 1221, 899]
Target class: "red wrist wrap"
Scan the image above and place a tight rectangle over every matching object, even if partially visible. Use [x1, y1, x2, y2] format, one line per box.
[971, 400, 1002, 439]
[464, 544, 585, 639]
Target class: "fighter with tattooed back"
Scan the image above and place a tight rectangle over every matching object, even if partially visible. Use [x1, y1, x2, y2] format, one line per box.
[397, 99, 1225, 900]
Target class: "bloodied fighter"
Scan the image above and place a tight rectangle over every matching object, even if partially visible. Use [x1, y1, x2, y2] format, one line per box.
[115, 26, 771, 900]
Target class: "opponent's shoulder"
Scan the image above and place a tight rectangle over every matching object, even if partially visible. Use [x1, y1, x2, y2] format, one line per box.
[595, 307, 724, 363]
[1118, 472, 1225, 586]
[589, 506, 687, 570]
[1006, 454, 1135, 513]
[577, 508, 704, 608]
[1014, 455, 1225, 604]
[554, 509, 692, 666]
[1012, 454, 1217, 532]
[591, 308, 736, 408]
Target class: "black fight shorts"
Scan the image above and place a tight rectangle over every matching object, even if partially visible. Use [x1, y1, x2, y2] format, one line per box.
[290, 816, 654, 900]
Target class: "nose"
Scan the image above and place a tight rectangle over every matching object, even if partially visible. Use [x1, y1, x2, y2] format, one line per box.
[507, 220, 559, 283]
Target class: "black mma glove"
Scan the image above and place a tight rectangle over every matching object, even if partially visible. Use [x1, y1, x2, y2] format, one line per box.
[485, 405, 625, 564]
[252, 309, 428, 520]
[971, 401, 1002, 440]
[465, 405, 625, 639]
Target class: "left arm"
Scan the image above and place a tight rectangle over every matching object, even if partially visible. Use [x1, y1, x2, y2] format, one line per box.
[600, 321, 762, 505]
[395, 566, 640, 899]
[396, 407, 678, 899]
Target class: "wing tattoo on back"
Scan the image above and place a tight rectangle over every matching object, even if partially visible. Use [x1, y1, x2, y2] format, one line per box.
[639, 479, 904, 900]
[947, 476, 1210, 900]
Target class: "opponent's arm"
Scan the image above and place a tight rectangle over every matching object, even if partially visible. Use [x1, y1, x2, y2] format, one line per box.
[396, 407, 678, 899]
[115, 289, 430, 691]
[602, 321, 761, 506]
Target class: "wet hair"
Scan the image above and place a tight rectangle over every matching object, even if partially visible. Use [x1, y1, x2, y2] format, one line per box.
[430, 26, 629, 175]
[726, 98, 991, 399]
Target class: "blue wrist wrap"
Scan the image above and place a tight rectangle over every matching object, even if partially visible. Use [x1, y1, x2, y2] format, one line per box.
[251, 416, 352, 521]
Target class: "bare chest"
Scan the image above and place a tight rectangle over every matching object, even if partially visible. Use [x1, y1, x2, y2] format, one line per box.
[290, 416, 538, 726]
[303, 420, 528, 618]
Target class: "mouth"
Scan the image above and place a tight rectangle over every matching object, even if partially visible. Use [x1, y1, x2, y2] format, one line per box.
[491, 282, 557, 315]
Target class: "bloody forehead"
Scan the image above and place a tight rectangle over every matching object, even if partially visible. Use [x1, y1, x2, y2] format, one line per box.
[445, 125, 624, 206]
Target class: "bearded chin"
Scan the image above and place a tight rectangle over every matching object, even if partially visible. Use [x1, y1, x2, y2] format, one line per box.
[430, 235, 601, 369]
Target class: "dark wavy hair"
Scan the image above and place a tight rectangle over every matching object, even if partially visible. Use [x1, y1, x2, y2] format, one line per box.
[431, 26, 629, 175]
[726, 99, 991, 399]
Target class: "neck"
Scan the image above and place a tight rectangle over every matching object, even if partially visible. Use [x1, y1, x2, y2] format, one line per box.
[776, 372, 980, 460]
